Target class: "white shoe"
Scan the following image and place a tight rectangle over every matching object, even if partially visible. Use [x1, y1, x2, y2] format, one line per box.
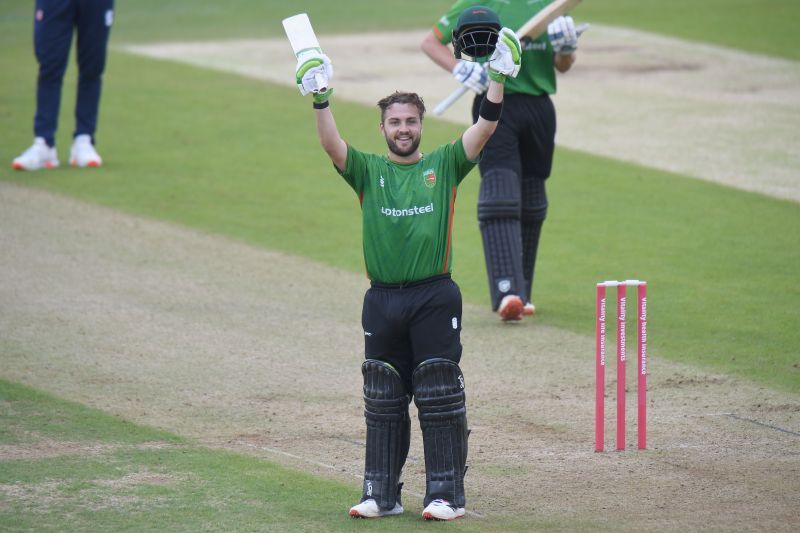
[422, 499, 465, 521]
[498, 295, 524, 321]
[349, 498, 403, 519]
[69, 134, 102, 167]
[12, 137, 59, 170]
[523, 302, 536, 316]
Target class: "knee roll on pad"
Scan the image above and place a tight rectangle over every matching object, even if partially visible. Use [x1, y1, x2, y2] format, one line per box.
[477, 168, 521, 221]
[361, 359, 410, 510]
[413, 358, 469, 507]
[521, 177, 548, 222]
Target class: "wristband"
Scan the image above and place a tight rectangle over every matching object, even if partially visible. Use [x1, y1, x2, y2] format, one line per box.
[313, 100, 330, 109]
[478, 97, 503, 121]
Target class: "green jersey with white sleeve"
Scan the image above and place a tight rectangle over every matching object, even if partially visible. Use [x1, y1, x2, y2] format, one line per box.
[338, 137, 477, 284]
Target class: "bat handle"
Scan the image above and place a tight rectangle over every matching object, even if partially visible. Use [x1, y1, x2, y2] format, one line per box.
[433, 86, 469, 116]
[314, 72, 328, 93]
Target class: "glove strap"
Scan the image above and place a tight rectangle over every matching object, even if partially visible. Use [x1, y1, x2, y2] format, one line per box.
[488, 69, 506, 83]
[312, 88, 333, 106]
[313, 100, 330, 109]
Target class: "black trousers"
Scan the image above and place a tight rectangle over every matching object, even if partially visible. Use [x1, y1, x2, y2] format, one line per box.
[471, 92, 556, 180]
[362, 274, 462, 391]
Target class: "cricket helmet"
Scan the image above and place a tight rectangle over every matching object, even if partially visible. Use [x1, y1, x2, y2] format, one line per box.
[452, 5, 502, 60]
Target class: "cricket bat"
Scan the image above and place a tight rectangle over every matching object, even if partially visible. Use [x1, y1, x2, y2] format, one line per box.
[282, 13, 328, 93]
[433, 0, 584, 115]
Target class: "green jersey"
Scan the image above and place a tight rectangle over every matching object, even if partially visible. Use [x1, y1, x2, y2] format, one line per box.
[338, 138, 477, 284]
[433, 0, 557, 96]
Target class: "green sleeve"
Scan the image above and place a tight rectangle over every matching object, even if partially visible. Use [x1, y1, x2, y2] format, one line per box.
[454, 136, 479, 184]
[336, 144, 368, 194]
[436, 136, 478, 185]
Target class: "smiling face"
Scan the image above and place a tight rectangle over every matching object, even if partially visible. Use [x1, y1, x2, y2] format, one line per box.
[380, 103, 423, 162]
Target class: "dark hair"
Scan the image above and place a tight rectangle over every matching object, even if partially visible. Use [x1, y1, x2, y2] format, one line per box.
[377, 92, 426, 123]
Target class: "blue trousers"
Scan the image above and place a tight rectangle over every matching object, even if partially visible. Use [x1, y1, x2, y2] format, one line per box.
[34, 0, 114, 146]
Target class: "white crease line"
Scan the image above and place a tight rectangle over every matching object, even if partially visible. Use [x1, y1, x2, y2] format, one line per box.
[237, 441, 484, 518]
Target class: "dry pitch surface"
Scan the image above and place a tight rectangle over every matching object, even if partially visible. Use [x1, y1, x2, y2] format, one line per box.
[2, 182, 798, 529]
[3, 27, 800, 529]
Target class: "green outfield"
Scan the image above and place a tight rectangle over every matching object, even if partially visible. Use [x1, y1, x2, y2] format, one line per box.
[1, 1, 798, 529]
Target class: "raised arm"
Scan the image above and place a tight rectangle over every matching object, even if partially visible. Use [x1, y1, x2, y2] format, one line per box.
[461, 81, 503, 161]
[295, 52, 347, 171]
[315, 106, 347, 172]
[461, 28, 522, 161]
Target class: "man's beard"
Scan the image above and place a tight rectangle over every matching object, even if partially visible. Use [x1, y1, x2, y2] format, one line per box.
[385, 134, 421, 158]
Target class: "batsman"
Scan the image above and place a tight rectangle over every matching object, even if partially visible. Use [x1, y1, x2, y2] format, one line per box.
[423, 1, 587, 321]
[292, 8, 521, 521]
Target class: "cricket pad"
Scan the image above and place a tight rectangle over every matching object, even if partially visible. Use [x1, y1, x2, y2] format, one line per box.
[413, 358, 469, 508]
[360, 359, 410, 510]
[521, 177, 548, 303]
[478, 168, 525, 310]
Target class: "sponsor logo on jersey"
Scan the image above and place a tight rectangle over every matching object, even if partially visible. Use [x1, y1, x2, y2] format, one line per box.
[423, 169, 437, 188]
[381, 203, 434, 217]
[521, 39, 548, 52]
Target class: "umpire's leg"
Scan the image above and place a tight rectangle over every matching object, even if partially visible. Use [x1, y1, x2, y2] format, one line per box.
[74, 0, 114, 141]
[34, 0, 76, 146]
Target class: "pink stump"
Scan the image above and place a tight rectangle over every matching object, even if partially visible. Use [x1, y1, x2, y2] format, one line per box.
[595, 284, 606, 452]
[616, 284, 626, 451]
[638, 282, 648, 449]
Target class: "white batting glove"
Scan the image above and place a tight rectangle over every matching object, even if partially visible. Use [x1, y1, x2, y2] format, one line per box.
[488, 27, 522, 83]
[452, 60, 489, 94]
[548, 16, 580, 55]
[295, 50, 333, 96]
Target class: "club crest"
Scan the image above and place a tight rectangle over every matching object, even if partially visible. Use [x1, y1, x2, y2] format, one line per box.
[423, 169, 437, 188]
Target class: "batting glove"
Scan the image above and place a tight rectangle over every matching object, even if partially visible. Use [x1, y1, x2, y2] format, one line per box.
[548, 16, 580, 55]
[488, 27, 522, 83]
[452, 59, 489, 94]
[295, 50, 333, 98]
